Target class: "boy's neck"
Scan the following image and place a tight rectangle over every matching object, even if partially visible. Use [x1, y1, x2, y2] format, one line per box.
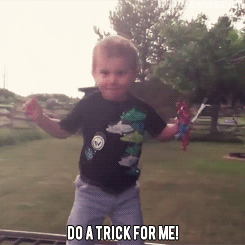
[100, 91, 131, 103]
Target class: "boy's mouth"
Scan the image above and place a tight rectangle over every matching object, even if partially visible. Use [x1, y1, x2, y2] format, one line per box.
[105, 87, 120, 91]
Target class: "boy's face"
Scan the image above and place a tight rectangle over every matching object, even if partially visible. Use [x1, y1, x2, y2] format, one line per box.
[93, 49, 137, 102]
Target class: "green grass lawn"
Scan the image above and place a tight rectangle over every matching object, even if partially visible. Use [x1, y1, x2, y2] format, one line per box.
[0, 128, 51, 146]
[0, 137, 245, 244]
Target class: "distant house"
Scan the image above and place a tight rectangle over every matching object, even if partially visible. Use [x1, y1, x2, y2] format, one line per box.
[78, 87, 98, 96]
[78, 82, 181, 121]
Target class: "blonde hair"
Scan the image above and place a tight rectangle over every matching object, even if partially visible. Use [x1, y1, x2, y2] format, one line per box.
[92, 35, 139, 73]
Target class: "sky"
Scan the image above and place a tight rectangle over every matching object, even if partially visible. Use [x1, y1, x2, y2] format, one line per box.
[0, 0, 241, 98]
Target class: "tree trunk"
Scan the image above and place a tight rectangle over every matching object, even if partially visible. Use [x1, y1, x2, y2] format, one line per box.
[210, 104, 220, 134]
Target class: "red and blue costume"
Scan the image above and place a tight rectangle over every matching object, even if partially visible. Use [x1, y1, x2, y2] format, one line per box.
[175, 101, 191, 151]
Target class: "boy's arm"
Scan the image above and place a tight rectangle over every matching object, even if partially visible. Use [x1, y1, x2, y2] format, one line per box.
[25, 98, 72, 139]
[37, 114, 72, 139]
[155, 122, 179, 142]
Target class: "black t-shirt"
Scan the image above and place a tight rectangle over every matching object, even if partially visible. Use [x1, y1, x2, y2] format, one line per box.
[59, 91, 166, 194]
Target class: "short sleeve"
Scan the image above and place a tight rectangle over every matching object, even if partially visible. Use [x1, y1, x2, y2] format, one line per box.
[145, 105, 167, 138]
[59, 99, 85, 134]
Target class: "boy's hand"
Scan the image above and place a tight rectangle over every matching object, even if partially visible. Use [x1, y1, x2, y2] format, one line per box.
[174, 117, 179, 125]
[24, 97, 43, 122]
[24, 97, 71, 139]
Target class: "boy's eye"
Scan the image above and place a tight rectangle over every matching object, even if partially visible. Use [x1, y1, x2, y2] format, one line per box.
[101, 70, 109, 76]
[116, 71, 127, 76]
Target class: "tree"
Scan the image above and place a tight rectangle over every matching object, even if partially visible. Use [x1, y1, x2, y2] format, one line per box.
[155, 14, 208, 90]
[96, 0, 186, 82]
[229, 0, 245, 97]
[93, 0, 187, 120]
[230, 0, 245, 24]
[155, 15, 245, 134]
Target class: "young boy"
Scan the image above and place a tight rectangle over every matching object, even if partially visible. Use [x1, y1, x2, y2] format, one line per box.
[25, 35, 179, 245]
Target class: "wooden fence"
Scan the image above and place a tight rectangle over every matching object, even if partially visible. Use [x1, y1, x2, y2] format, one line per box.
[0, 104, 70, 130]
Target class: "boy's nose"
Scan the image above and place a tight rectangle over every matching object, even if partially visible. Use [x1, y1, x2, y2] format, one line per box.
[108, 74, 118, 84]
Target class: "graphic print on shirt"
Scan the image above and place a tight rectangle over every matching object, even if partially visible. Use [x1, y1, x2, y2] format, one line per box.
[120, 108, 146, 144]
[118, 155, 139, 167]
[122, 108, 147, 121]
[91, 132, 106, 151]
[125, 145, 141, 155]
[120, 131, 144, 143]
[85, 132, 106, 161]
[106, 121, 134, 135]
[85, 147, 96, 161]
[106, 107, 147, 176]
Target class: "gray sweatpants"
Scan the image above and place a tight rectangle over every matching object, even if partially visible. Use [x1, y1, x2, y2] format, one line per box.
[66, 175, 144, 245]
